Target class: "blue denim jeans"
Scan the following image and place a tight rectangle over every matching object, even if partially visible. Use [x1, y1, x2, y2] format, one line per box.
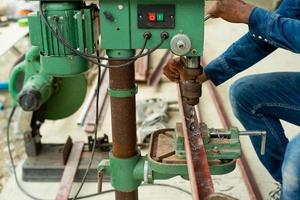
[229, 72, 300, 200]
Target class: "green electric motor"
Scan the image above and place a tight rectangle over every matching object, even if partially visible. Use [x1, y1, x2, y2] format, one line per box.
[9, 2, 99, 119]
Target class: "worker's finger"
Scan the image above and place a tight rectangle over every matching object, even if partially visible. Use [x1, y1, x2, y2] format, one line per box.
[167, 64, 182, 74]
[168, 73, 180, 80]
[167, 74, 180, 82]
[163, 68, 180, 82]
[163, 68, 180, 80]
[163, 74, 179, 82]
[163, 62, 181, 75]
[206, 2, 220, 17]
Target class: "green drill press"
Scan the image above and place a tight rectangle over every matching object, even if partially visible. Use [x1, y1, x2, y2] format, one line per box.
[8, 0, 267, 200]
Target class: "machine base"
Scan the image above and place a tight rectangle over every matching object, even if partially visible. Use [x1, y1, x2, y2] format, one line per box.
[22, 143, 109, 182]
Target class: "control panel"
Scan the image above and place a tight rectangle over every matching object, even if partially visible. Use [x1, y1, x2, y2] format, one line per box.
[137, 5, 175, 29]
[100, 0, 205, 56]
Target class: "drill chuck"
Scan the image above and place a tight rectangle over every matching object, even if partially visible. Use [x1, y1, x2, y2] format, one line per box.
[181, 57, 203, 106]
[182, 80, 202, 106]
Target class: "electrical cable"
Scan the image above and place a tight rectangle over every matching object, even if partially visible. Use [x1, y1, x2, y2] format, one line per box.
[5, 3, 182, 200]
[71, 49, 102, 200]
[72, 34, 151, 199]
[6, 107, 192, 200]
[52, 18, 159, 68]
[73, 183, 192, 200]
[6, 107, 51, 200]
[39, 2, 167, 65]
[54, 18, 164, 62]
[53, 18, 165, 68]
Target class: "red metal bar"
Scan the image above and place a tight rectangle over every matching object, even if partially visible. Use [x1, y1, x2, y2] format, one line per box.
[56, 141, 84, 200]
[135, 55, 149, 82]
[147, 50, 172, 86]
[177, 84, 214, 200]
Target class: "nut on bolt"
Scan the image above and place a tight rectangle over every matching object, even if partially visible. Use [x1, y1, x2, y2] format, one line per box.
[143, 32, 152, 40]
[160, 32, 169, 39]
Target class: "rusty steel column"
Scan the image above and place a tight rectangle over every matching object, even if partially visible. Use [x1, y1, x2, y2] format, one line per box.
[109, 58, 138, 200]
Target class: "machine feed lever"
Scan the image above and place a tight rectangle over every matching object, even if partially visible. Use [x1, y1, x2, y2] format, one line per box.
[239, 131, 267, 155]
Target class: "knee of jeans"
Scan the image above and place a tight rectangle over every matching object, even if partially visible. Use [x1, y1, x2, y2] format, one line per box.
[229, 76, 255, 117]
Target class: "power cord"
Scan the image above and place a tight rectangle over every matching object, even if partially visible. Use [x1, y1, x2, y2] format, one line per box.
[52, 18, 152, 68]
[6, 107, 51, 200]
[72, 31, 154, 198]
[71, 49, 102, 200]
[5, 2, 185, 200]
[39, 2, 168, 66]
[6, 108, 192, 200]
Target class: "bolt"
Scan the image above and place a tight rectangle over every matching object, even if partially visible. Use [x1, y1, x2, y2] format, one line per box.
[118, 5, 124, 10]
[177, 40, 185, 49]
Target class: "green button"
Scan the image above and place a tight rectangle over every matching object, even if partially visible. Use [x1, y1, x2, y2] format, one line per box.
[156, 13, 164, 22]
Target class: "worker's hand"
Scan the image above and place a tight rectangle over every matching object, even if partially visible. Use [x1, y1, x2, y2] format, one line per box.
[163, 58, 208, 82]
[163, 58, 186, 82]
[207, 0, 254, 24]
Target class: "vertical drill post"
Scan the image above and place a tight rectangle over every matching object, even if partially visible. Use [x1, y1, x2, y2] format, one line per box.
[108, 50, 138, 200]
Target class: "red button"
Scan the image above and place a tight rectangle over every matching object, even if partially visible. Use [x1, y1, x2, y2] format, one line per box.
[148, 13, 156, 22]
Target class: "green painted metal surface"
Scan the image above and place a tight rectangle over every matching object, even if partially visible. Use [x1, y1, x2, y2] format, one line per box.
[44, 75, 87, 119]
[100, 0, 205, 56]
[203, 125, 241, 161]
[97, 123, 243, 190]
[9, 46, 88, 119]
[28, 2, 97, 76]
[108, 85, 138, 98]
[99, 0, 131, 50]
[29, 3, 97, 57]
[9, 2, 98, 118]
[40, 55, 88, 77]
[18, 73, 53, 108]
[209, 160, 237, 175]
[9, 47, 40, 106]
[106, 49, 135, 58]
[109, 153, 142, 192]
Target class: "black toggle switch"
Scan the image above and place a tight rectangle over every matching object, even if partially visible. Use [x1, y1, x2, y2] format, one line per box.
[103, 11, 115, 22]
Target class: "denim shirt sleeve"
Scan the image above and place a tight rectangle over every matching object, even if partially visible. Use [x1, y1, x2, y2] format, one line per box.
[204, 33, 276, 86]
[249, 7, 300, 53]
[205, 0, 300, 86]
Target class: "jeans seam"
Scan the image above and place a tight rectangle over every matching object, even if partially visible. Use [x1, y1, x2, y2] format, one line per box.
[252, 103, 300, 113]
[250, 103, 298, 153]
[234, 102, 285, 153]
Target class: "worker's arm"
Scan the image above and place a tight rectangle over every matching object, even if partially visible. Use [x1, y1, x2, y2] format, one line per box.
[205, 0, 300, 86]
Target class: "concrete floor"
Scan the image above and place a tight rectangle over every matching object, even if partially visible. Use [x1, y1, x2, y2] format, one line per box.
[1, 1, 300, 199]
[0, 80, 252, 200]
